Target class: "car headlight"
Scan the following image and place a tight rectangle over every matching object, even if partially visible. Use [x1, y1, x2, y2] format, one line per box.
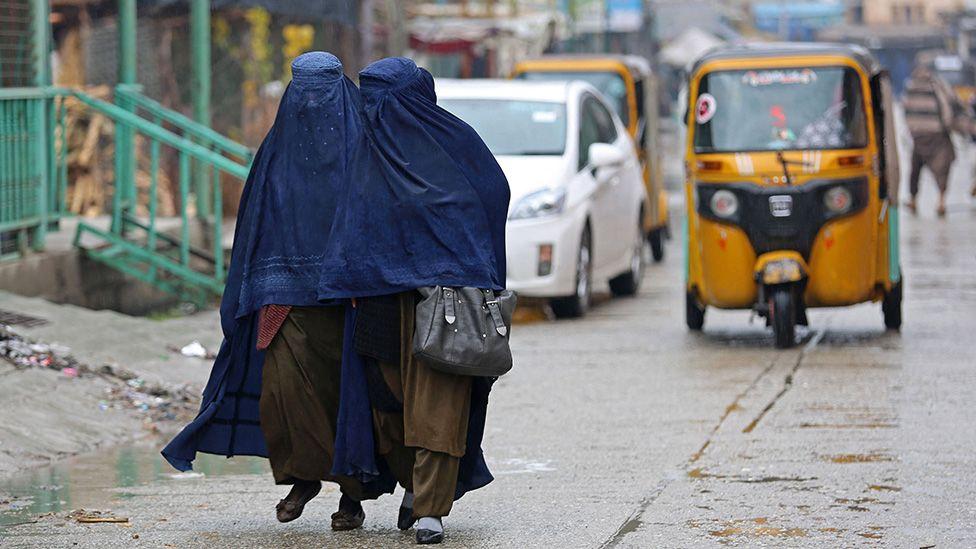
[709, 189, 739, 219]
[823, 186, 853, 214]
[509, 187, 568, 220]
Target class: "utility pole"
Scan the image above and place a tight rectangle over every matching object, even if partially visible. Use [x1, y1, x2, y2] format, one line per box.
[31, 0, 51, 249]
[361, 0, 375, 68]
[115, 0, 136, 233]
[385, 0, 408, 56]
[191, 0, 212, 218]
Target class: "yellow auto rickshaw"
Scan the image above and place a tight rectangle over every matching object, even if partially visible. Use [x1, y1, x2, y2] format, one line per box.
[683, 43, 902, 347]
[512, 55, 670, 261]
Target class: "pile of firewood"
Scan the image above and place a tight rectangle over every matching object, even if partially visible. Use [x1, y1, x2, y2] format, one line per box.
[61, 86, 178, 218]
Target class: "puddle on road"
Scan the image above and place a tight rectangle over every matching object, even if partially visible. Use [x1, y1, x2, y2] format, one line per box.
[0, 440, 267, 530]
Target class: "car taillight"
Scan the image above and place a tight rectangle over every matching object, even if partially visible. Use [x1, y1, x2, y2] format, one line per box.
[709, 190, 739, 219]
[824, 186, 853, 214]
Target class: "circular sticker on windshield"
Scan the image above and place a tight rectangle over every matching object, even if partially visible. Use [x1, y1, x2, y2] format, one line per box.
[696, 93, 717, 124]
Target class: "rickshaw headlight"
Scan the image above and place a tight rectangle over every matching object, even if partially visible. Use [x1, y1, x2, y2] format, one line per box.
[709, 190, 739, 219]
[824, 186, 853, 214]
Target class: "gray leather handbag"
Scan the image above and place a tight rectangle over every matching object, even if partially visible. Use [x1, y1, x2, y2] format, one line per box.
[413, 286, 517, 377]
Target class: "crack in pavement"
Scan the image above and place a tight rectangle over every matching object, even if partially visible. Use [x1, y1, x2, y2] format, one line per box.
[600, 326, 828, 547]
[743, 327, 826, 434]
[599, 356, 780, 548]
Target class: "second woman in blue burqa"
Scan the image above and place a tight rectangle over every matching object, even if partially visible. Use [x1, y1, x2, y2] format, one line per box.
[320, 56, 510, 544]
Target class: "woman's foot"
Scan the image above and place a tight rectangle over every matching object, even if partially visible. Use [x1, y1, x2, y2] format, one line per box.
[398, 491, 416, 530]
[416, 517, 444, 545]
[275, 480, 321, 523]
[905, 197, 917, 214]
[937, 195, 947, 217]
[330, 494, 366, 531]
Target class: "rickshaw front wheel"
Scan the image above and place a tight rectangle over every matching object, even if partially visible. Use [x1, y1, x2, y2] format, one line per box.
[883, 278, 903, 331]
[769, 287, 797, 349]
[686, 291, 705, 331]
[649, 228, 665, 262]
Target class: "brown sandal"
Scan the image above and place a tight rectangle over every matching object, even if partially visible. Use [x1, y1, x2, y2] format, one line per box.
[330, 508, 365, 531]
[275, 480, 321, 523]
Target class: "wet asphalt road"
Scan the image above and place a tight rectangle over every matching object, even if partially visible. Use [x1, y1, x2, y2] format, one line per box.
[4, 167, 976, 547]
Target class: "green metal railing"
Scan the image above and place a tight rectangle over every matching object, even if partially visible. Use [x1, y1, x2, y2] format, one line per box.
[0, 87, 68, 259]
[65, 86, 252, 305]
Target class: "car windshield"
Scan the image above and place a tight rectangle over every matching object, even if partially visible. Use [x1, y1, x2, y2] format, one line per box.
[693, 66, 868, 153]
[518, 70, 629, 126]
[439, 99, 567, 156]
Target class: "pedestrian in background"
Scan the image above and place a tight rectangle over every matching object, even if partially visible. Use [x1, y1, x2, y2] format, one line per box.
[319, 56, 510, 544]
[904, 62, 960, 217]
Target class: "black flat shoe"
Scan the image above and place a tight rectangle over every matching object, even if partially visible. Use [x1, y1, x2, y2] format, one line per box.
[398, 505, 416, 530]
[416, 528, 444, 544]
[275, 480, 321, 523]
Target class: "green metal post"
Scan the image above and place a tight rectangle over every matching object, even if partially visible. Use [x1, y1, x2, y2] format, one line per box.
[191, 0, 212, 218]
[31, 0, 51, 250]
[115, 0, 137, 234]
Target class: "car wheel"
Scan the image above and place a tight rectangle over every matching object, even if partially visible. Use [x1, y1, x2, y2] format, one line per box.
[609, 216, 645, 297]
[550, 225, 592, 319]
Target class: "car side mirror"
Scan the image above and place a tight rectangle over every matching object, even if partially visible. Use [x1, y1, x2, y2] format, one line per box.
[588, 142, 626, 170]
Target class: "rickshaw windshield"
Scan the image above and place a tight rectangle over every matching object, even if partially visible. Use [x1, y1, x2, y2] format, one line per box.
[693, 66, 868, 153]
[518, 70, 630, 126]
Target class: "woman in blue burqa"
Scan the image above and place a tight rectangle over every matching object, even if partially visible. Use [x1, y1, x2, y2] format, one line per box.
[318, 56, 510, 544]
[162, 52, 381, 529]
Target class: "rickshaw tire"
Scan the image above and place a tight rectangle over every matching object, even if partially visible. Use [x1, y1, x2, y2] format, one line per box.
[770, 287, 796, 349]
[649, 229, 665, 262]
[883, 278, 903, 330]
[686, 291, 705, 331]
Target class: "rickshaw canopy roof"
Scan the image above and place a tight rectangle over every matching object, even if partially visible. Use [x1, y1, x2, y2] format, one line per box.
[692, 42, 882, 77]
[515, 54, 653, 78]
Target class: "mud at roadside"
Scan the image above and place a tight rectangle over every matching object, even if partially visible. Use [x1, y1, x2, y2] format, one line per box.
[0, 325, 202, 478]
[0, 291, 221, 480]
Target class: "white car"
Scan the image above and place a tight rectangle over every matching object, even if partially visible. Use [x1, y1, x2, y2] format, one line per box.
[438, 79, 647, 318]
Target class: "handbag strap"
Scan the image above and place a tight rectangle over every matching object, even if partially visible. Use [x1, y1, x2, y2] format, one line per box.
[443, 287, 457, 324]
[483, 289, 508, 337]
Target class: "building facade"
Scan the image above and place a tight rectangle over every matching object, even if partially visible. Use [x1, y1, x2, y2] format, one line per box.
[857, 0, 963, 25]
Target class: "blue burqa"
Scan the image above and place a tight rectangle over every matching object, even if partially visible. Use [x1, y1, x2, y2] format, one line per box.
[321, 57, 511, 499]
[317, 57, 510, 297]
[162, 52, 383, 484]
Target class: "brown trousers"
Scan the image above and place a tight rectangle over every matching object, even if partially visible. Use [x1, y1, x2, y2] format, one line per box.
[259, 306, 364, 498]
[372, 293, 472, 518]
[910, 132, 955, 195]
